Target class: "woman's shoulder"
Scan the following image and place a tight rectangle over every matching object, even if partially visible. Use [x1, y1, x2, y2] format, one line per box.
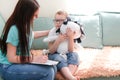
[9, 25, 18, 34]
[7, 25, 18, 39]
[10, 25, 18, 31]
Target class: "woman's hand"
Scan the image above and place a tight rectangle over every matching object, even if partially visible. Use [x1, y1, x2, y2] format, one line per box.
[31, 50, 48, 63]
[32, 55, 48, 63]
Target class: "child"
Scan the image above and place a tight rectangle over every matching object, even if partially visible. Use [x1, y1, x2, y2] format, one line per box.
[48, 10, 81, 80]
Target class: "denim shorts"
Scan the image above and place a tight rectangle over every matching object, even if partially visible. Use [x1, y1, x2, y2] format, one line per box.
[48, 52, 79, 71]
[0, 63, 56, 80]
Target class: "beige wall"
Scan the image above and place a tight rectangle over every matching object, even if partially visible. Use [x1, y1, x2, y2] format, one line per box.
[0, 0, 120, 21]
[37, 0, 67, 18]
[0, 0, 18, 21]
[0, 0, 67, 21]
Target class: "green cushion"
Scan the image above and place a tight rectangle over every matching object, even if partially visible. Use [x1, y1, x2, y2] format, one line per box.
[0, 13, 5, 36]
[32, 17, 54, 49]
[0, 77, 3, 80]
[100, 12, 120, 46]
[70, 15, 103, 48]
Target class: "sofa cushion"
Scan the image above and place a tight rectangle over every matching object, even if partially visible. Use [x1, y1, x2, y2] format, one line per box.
[70, 15, 103, 48]
[100, 12, 120, 46]
[32, 17, 54, 49]
[0, 13, 5, 36]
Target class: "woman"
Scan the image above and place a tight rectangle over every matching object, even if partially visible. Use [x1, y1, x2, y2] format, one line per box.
[0, 0, 56, 80]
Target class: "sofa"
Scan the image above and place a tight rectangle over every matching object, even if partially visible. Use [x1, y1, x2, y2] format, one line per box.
[0, 12, 120, 80]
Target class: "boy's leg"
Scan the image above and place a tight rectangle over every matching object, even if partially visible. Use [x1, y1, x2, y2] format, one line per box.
[67, 52, 80, 74]
[60, 67, 77, 80]
[49, 53, 77, 80]
[68, 64, 78, 74]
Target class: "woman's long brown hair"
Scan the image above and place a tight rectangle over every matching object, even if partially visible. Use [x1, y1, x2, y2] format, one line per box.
[0, 0, 40, 63]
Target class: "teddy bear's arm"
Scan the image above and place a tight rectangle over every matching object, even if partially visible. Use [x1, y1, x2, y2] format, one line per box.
[43, 27, 58, 42]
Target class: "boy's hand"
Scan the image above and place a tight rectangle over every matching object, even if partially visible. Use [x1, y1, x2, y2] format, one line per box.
[57, 34, 67, 43]
[66, 28, 75, 39]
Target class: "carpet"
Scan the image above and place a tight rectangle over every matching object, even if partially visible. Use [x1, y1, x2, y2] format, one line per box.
[32, 47, 120, 79]
[74, 47, 120, 79]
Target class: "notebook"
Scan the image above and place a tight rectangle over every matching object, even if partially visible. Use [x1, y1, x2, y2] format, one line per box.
[31, 60, 59, 65]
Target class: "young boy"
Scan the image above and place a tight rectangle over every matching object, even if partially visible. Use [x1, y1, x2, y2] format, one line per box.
[48, 10, 80, 80]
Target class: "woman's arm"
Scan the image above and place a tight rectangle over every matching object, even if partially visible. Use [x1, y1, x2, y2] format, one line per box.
[33, 30, 49, 39]
[7, 43, 24, 63]
[7, 43, 48, 63]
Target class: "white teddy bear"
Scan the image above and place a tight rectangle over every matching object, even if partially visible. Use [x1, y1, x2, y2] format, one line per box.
[43, 19, 85, 59]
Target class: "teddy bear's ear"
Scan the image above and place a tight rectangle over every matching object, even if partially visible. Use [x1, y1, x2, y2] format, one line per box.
[63, 17, 71, 25]
[74, 38, 81, 43]
[67, 17, 71, 21]
[74, 21, 85, 37]
[56, 28, 60, 33]
[63, 19, 68, 25]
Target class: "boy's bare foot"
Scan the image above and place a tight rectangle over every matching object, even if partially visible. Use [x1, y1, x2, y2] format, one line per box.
[74, 76, 80, 80]
[68, 64, 78, 74]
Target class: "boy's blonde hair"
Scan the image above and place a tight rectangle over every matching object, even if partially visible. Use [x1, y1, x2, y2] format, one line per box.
[55, 10, 68, 18]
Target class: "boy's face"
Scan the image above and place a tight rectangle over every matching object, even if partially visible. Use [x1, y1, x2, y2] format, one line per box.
[54, 14, 66, 29]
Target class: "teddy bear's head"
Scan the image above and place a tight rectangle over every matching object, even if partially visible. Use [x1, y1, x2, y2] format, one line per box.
[60, 21, 81, 39]
[55, 17, 85, 43]
[43, 17, 85, 43]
